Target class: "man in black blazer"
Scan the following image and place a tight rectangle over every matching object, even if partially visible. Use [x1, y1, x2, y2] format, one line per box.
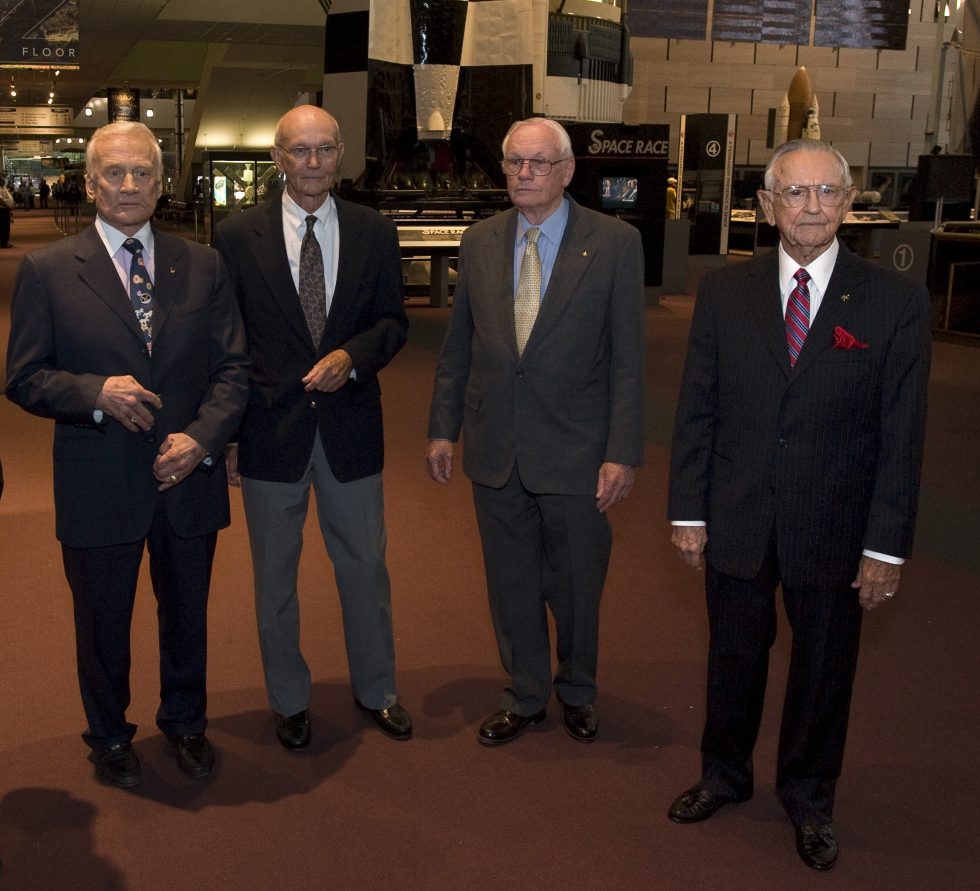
[426, 118, 645, 746]
[213, 105, 411, 750]
[5, 122, 249, 787]
[667, 139, 930, 869]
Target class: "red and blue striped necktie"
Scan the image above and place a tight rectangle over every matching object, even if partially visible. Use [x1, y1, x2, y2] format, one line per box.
[785, 267, 810, 367]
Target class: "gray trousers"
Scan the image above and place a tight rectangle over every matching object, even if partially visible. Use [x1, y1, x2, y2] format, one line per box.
[240, 434, 397, 716]
[472, 465, 612, 715]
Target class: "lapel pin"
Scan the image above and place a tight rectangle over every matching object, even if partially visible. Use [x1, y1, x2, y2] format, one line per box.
[581, 250, 589, 257]
[840, 293, 850, 302]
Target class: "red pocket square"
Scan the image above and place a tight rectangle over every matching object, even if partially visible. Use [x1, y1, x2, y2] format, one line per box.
[833, 326, 869, 350]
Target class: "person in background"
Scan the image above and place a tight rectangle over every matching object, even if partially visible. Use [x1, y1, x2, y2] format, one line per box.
[666, 138, 930, 870]
[665, 176, 678, 217]
[0, 175, 14, 248]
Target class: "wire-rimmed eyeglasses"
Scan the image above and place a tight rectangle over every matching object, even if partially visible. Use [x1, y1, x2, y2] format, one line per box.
[277, 144, 341, 161]
[500, 157, 569, 176]
[770, 184, 848, 208]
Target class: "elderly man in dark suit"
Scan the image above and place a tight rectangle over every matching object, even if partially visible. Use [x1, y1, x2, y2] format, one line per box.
[426, 117, 645, 746]
[213, 105, 411, 750]
[667, 139, 930, 870]
[5, 121, 249, 787]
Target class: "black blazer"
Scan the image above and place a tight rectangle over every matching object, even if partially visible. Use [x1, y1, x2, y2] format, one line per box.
[213, 196, 407, 484]
[5, 225, 249, 548]
[668, 245, 931, 590]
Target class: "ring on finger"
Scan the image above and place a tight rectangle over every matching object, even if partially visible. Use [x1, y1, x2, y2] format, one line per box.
[168, 474, 178, 483]
[882, 590, 896, 599]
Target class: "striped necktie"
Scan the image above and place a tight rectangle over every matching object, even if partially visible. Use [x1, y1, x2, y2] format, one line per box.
[785, 267, 810, 367]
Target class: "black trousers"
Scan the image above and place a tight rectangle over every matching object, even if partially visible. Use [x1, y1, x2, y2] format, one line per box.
[62, 501, 217, 750]
[0, 207, 10, 246]
[471, 464, 611, 715]
[700, 541, 863, 826]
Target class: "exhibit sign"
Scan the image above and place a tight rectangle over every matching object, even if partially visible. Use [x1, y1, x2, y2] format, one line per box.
[0, 0, 79, 68]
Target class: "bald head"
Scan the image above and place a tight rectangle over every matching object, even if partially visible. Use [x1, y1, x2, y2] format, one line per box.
[271, 105, 345, 213]
[274, 105, 341, 149]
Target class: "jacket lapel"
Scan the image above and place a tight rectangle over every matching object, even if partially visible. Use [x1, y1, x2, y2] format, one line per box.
[329, 197, 362, 333]
[147, 229, 186, 343]
[521, 197, 594, 356]
[744, 251, 792, 378]
[75, 225, 146, 347]
[792, 246, 867, 376]
[253, 196, 313, 348]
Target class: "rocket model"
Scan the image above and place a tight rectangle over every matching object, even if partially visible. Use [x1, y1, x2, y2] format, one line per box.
[324, 0, 633, 189]
[786, 66, 814, 143]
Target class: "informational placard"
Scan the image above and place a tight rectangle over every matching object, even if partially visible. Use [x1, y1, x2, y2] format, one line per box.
[0, 104, 74, 134]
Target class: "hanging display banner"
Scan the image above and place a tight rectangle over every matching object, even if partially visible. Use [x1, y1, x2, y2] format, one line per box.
[0, 0, 79, 68]
[107, 88, 140, 122]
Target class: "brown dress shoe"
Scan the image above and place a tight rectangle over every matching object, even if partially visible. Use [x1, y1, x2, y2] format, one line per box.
[477, 708, 546, 746]
[275, 709, 311, 750]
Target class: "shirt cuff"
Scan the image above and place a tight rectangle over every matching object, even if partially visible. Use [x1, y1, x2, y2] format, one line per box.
[861, 549, 904, 565]
[671, 520, 706, 526]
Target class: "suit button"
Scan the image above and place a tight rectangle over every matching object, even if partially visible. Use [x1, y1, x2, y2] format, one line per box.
[777, 437, 787, 447]
[309, 401, 317, 409]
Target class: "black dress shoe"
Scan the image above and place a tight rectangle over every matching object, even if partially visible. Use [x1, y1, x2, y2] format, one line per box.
[477, 708, 546, 746]
[171, 733, 214, 778]
[795, 823, 839, 870]
[89, 742, 141, 788]
[668, 784, 747, 823]
[275, 709, 311, 750]
[356, 701, 412, 739]
[562, 703, 598, 742]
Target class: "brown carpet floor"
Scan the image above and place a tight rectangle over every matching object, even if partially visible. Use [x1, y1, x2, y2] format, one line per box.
[0, 211, 977, 890]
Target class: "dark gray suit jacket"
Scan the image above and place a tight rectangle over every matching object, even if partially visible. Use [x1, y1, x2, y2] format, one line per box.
[5, 224, 249, 548]
[668, 244, 931, 590]
[428, 197, 645, 493]
[213, 196, 407, 484]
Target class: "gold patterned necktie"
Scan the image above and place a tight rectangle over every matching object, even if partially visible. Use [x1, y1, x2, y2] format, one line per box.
[514, 227, 542, 356]
[299, 215, 326, 345]
[122, 237, 154, 354]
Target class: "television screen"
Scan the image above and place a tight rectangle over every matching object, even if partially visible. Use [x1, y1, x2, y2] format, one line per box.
[601, 176, 638, 210]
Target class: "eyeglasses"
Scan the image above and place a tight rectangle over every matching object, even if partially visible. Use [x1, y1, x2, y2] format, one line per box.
[771, 184, 847, 208]
[277, 144, 341, 161]
[500, 157, 568, 176]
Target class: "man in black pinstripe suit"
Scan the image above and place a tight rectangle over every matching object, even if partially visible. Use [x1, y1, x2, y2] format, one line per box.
[666, 139, 930, 870]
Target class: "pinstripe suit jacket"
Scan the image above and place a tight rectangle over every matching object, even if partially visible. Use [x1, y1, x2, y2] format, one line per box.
[668, 243, 930, 590]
